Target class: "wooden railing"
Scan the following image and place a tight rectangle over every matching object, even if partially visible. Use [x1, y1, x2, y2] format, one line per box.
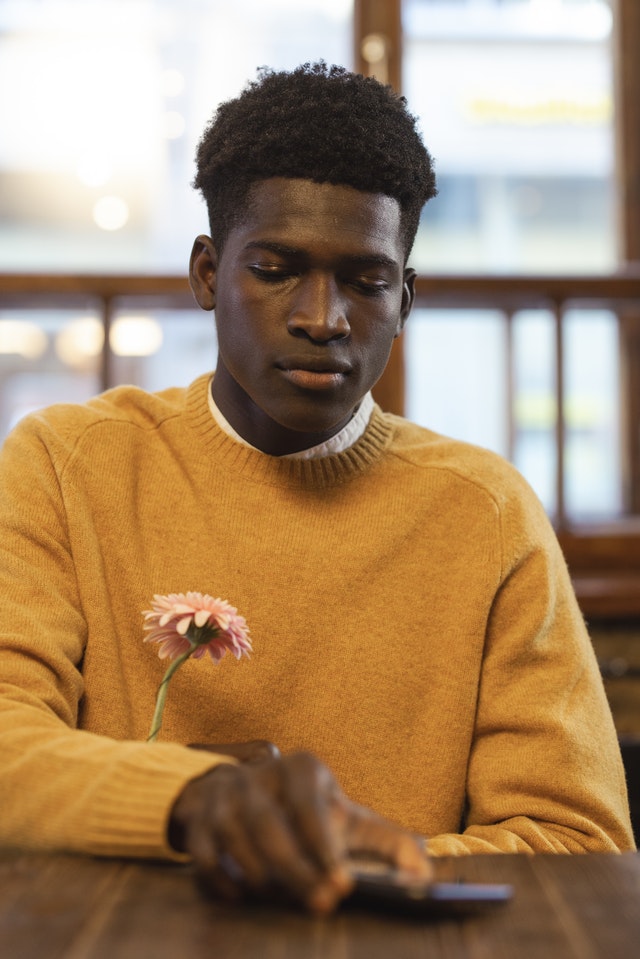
[0, 273, 194, 390]
[2, 269, 640, 618]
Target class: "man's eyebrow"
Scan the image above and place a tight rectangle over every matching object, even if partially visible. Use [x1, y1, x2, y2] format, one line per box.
[342, 253, 399, 269]
[243, 240, 398, 268]
[243, 241, 301, 257]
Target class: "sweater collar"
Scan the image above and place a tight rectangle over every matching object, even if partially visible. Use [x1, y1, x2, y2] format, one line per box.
[207, 377, 374, 460]
[186, 374, 394, 488]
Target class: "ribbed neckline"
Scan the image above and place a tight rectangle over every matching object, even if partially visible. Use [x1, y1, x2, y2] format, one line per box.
[185, 374, 395, 489]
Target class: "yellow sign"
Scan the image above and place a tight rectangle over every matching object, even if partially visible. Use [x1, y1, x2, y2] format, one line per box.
[467, 95, 612, 126]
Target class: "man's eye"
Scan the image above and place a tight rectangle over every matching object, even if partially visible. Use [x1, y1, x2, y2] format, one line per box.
[351, 277, 389, 296]
[249, 265, 292, 281]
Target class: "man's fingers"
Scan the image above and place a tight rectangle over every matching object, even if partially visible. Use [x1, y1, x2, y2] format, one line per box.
[260, 752, 353, 911]
[194, 854, 245, 903]
[182, 813, 218, 872]
[230, 753, 354, 910]
[211, 817, 269, 889]
[175, 756, 349, 910]
[344, 802, 433, 879]
[242, 781, 338, 908]
[172, 753, 428, 914]
[279, 752, 348, 872]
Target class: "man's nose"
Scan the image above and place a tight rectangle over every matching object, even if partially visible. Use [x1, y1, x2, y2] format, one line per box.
[286, 273, 350, 341]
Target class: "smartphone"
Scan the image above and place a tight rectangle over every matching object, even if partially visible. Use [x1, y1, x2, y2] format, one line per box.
[347, 859, 513, 917]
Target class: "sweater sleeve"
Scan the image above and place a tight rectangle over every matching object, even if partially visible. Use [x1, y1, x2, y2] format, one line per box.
[0, 415, 230, 859]
[427, 476, 635, 856]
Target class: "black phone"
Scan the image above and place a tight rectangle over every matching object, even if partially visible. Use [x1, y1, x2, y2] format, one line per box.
[347, 860, 513, 917]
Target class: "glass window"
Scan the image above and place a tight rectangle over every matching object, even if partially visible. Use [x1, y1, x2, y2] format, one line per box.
[109, 309, 217, 394]
[403, 0, 616, 274]
[512, 309, 558, 513]
[405, 304, 621, 519]
[0, 310, 102, 439]
[563, 308, 622, 520]
[405, 309, 509, 454]
[0, 0, 353, 274]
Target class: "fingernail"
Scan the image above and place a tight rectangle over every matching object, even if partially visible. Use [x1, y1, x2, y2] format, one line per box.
[405, 856, 433, 880]
[308, 877, 347, 915]
[308, 886, 336, 915]
[330, 865, 354, 895]
[397, 845, 433, 879]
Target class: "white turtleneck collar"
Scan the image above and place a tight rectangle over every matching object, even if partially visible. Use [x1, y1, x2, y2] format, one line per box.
[207, 378, 374, 459]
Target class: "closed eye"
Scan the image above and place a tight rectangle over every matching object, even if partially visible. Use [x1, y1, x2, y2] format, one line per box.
[248, 264, 297, 281]
[248, 263, 391, 295]
[349, 276, 390, 297]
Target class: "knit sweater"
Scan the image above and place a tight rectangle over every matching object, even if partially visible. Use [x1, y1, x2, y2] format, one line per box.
[0, 374, 633, 859]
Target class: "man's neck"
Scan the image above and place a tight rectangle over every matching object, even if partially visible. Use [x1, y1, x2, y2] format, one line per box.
[210, 364, 356, 457]
[209, 383, 374, 460]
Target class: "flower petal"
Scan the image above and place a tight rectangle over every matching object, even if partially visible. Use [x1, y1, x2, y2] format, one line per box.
[176, 615, 193, 635]
[194, 609, 210, 628]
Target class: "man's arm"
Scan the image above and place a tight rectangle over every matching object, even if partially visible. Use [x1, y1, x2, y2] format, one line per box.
[427, 480, 634, 856]
[0, 413, 231, 859]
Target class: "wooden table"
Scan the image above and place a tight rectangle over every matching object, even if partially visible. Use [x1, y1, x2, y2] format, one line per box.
[1, 851, 639, 958]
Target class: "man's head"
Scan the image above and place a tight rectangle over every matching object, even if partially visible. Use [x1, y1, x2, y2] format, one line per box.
[193, 61, 436, 260]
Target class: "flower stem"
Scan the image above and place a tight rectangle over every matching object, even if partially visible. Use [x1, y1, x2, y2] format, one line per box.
[147, 646, 195, 742]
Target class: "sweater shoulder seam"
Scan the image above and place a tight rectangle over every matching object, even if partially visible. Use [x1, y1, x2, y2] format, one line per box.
[387, 447, 506, 579]
[54, 407, 183, 480]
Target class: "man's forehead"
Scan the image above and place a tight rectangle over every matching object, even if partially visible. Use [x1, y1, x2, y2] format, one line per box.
[246, 176, 400, 212]
[237, 177, 404, 252]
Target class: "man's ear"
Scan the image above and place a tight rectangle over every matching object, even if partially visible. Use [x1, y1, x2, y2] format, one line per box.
[188, 235, 218, 311]
[396, 267, 417, 337]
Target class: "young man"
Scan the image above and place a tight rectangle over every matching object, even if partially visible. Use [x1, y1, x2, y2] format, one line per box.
[0, 63, 634, 915]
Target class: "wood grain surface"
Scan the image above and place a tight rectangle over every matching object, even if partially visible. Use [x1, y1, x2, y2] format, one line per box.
[1, 852, 639, 959]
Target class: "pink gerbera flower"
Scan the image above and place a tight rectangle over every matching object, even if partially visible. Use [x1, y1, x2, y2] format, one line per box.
[143, 591, 252, 741]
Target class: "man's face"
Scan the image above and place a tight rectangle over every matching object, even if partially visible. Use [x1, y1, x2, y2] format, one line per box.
[190, 177, 415, 454]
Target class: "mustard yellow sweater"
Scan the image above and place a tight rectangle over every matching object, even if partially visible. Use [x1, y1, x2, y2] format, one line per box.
[0, 374, 633, 859]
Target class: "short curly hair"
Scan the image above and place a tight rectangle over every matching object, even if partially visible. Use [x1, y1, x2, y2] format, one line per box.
[193, 62, 436, 259]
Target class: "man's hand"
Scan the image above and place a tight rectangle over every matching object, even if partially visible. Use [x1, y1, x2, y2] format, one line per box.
[169, 750, 431, 914]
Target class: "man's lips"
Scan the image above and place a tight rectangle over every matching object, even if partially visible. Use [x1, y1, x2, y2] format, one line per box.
[280, 369, 346, 390]
[276, 358, 352, 391]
